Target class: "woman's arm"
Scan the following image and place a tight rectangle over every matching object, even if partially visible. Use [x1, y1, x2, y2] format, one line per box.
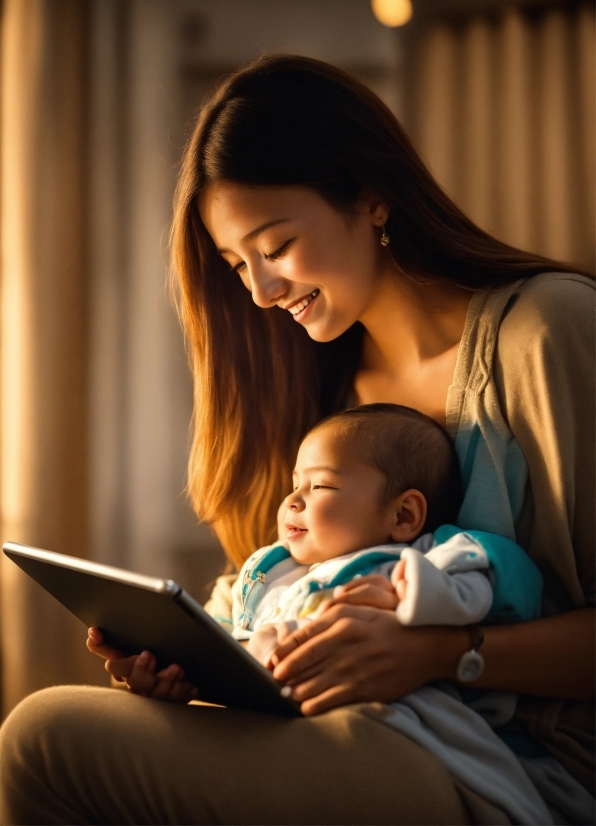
[470, 608, 594, 698]
[270, 598, 595, 715]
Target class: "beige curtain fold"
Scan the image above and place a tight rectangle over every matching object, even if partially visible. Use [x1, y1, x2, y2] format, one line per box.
[0, 0, 108, 717]
[406, 3, 595, 271]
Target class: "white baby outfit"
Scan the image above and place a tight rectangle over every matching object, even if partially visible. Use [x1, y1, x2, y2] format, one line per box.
[231, 524, 542, 640]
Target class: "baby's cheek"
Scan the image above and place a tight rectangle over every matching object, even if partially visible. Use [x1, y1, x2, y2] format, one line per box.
[277, 500, 290, 546]
[318, 510, 364, 553]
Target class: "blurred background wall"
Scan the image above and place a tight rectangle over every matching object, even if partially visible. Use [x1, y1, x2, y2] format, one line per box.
[0, 0, 593, 715]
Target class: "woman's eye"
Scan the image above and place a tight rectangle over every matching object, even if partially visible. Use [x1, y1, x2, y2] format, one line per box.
[264, 238, 294, 261]
[230, 261, 246, 274]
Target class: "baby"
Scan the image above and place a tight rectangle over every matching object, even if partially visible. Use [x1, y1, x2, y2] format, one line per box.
[232, 403, 543, 668]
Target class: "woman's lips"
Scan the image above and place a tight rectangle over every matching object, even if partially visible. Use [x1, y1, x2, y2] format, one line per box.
[286, 289, 319, 322]
[285, 524, 307, 540]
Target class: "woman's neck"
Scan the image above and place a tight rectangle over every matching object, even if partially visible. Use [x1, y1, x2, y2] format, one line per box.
[358, 264, 472, 376]
[353, 263, 473, 426]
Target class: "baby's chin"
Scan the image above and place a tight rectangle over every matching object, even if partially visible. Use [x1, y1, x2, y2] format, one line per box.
[288, 541, 364, 566]
[288, 542, 328, 566]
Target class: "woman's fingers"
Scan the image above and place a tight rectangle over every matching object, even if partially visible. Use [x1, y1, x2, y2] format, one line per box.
[272, 606, 367, 683]
[271, 613, 339, 670]
[284, 663, 342, 701]
[300, 683, 359, 716]
[272, 601, 455, 716]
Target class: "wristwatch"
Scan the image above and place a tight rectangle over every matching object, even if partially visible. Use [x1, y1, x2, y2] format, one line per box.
[456, 625, 485, 683]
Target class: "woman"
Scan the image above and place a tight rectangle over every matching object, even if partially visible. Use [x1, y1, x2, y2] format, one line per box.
[0, 54, 593, 825]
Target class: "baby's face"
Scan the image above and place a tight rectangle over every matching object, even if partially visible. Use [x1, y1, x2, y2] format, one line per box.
[283, 427, 396, 565]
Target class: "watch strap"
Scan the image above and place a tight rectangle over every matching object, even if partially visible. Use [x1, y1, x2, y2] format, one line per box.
[456, 624, 485, 683]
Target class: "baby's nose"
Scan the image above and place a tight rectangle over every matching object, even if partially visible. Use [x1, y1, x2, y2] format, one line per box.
[285, 491, 304, 511]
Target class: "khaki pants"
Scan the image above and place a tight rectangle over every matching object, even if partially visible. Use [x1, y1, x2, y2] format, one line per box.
[0, 686, 510, 825]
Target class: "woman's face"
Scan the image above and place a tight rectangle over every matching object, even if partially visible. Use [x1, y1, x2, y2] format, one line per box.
[200, 183, 388, 342]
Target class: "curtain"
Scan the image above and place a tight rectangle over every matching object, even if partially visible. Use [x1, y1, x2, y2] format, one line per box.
[405, 2, 595, 271]
[0, 0, 108, 716]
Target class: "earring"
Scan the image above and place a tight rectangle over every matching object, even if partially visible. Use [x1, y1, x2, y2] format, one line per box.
[380, 224, 390, 247]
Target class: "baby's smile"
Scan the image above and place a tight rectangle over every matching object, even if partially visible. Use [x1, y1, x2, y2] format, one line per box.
[285, 523, 308, 540]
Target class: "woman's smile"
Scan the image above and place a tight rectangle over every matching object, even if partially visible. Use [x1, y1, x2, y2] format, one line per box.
[285, 289, 320, 320]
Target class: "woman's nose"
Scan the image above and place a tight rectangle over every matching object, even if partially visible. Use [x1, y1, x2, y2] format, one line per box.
[285, 491, 304, 512]
[248, 264, 287, 309]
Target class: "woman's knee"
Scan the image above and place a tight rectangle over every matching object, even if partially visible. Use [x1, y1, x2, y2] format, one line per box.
[0, 685, 112, 824]
[2, 685, 76, 758]
[1, 685, 107, 756]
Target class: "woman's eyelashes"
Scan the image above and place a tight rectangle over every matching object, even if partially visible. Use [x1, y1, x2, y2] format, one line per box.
[292, 481, 336, 492]
[264, 238, 295, 261]
[227, 238, 295, 274]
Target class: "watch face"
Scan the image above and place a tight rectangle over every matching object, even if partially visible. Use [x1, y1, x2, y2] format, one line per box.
[456, 650, 484, 683]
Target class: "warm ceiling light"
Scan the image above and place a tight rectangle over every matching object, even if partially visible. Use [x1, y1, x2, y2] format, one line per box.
[371, 0, 413, 27]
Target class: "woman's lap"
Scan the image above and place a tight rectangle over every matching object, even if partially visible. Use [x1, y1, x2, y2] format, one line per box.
[0, 685, 507, 825]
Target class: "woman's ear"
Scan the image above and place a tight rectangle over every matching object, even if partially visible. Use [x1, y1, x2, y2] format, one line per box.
[356, 189, 390, 226]
[387, 489, 427, 543]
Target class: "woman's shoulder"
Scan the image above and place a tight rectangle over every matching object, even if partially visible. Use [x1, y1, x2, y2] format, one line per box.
[497, 271, 594, 360]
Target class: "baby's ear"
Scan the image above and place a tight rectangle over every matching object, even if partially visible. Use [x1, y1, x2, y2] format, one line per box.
[388, 489, 427, 543]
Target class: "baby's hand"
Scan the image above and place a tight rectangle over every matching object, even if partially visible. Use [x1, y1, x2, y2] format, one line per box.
[86, 628, 198, 703]
[322, 575, 398, 611]
[247, 623, 296, 667]
[391, 559, 408, 602]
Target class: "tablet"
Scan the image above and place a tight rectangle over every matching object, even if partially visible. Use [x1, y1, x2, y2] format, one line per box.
[3, 541, 302, 717]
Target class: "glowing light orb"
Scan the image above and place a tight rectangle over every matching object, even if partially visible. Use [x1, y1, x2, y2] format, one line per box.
[371, 0, 413, 27]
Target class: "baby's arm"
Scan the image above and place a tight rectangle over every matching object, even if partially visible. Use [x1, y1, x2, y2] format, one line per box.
[392, 527, 543, 626]
[391, 548, 493, 626]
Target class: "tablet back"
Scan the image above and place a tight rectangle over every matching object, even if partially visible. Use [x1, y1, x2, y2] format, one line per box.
[3, 542, 301, 717]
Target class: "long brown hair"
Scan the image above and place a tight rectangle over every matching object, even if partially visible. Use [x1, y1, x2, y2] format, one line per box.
[171, 54, 585, 569]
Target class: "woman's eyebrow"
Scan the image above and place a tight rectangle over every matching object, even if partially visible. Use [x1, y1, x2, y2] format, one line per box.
[217, 218, 291, 253]
[243, 218, 291, 243]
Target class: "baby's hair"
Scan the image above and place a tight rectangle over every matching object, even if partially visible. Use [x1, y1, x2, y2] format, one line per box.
[311, 403, 463, 534]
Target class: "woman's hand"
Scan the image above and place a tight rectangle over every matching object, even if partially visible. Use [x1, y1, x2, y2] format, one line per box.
[269, 603, 455, 716]
[86, 628, 199, 703]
